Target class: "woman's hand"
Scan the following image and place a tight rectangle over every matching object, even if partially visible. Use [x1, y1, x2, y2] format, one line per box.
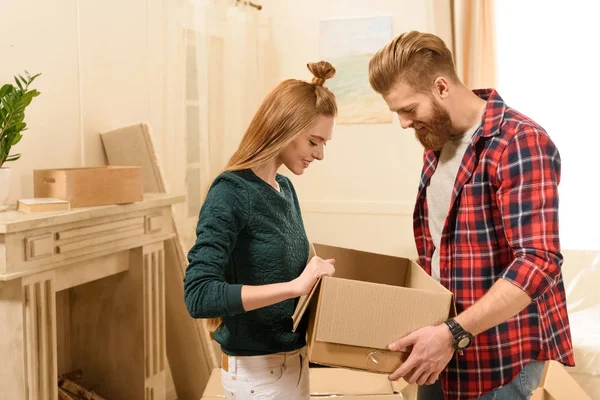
[291, 256, 335, 296]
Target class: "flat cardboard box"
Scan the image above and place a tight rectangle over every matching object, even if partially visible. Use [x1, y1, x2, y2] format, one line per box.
[201, 367, 415, 399]
[292, 244, 454, 374]
[33, 166, 143, 208]
[531, 361, 592, 400]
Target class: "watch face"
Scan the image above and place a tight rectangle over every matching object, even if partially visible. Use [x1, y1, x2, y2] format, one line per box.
[458, 337, 471, 349]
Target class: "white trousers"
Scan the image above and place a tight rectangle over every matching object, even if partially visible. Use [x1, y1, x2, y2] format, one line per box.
[220, 347, 310, 400]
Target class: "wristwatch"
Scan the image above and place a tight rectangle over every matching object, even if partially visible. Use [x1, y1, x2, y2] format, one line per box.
[444, 318, 474, 354]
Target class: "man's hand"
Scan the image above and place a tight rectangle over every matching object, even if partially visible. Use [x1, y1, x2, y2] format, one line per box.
[388, 324, 454, 385]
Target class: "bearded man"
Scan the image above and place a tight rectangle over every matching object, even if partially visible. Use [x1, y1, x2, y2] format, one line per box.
[368, 31, 574, 400]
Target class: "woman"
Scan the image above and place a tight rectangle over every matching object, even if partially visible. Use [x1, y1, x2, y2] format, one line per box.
[184, 61, 338, 399]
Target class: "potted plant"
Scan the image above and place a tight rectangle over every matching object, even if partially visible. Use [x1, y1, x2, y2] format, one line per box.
[0, 71, 41, 210]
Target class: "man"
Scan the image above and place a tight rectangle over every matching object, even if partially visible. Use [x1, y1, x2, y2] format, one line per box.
[368, 31, 574, 400]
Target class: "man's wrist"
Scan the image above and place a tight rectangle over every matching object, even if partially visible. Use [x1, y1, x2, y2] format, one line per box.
[437, 323, 453, 348]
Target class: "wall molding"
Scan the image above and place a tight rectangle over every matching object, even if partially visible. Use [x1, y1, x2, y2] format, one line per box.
[300, 200, 413, 216]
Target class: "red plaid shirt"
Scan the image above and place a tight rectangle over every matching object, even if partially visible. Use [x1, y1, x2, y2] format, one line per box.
[414, 89, 574, 399]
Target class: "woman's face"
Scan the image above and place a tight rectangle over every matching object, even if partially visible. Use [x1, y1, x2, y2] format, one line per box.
[278, 115, 335, 175]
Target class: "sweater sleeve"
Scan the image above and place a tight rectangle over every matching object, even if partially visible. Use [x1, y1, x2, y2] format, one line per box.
[184, 174, 249, 318]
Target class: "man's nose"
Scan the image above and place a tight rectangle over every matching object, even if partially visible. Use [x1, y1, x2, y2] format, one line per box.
[399, 115, 413, 130]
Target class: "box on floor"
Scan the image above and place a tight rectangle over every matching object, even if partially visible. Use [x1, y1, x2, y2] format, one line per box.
[531, 361, 591, 400]
[292, 243, 454, 374]
[201, 367, 416, 399]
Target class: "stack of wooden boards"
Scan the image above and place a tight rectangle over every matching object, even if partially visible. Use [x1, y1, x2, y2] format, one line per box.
[100, 123, 215, 400]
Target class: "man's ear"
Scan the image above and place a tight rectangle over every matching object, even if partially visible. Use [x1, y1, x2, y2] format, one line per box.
[432, 76, 450, 100]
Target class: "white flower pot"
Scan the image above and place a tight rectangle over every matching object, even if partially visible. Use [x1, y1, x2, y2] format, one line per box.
[0, 167, 12, 211]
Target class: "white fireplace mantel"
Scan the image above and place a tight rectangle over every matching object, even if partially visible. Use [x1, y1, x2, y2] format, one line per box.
[0, 193, 185, 400]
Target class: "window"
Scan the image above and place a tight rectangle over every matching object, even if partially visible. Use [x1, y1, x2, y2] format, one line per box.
[495, 1, 600, 250]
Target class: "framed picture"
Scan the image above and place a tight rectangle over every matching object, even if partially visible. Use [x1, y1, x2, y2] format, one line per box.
[320, 16, 393, 124]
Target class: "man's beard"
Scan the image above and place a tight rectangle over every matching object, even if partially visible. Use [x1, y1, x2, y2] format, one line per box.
[414, 101, 455, 151]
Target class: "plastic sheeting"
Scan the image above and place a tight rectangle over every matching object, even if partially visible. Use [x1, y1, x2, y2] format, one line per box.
[562, 250, 600, 399]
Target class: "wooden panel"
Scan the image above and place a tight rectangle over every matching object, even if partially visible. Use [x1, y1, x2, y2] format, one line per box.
[2, 207, 174, 278]
[145, 214, 163, 234]
[143, 243, 166, 400]
[56, 226, 144, 254]
[0, 279, 27, 400]
[25, 234, 55, 261]
[55, 290, 71, 376]
[55, 251, 130, 292]
[22, 271, 58, 400]
[145, 373, 165, 400]
[57, 216, 143, 240]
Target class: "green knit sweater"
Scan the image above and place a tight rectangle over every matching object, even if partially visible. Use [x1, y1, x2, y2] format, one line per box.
[184, 169, 310, 356]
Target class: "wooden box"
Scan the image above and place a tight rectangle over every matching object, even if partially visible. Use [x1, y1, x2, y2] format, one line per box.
[33, 166, 143, 208]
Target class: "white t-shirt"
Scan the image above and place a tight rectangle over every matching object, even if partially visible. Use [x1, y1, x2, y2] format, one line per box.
[427, 123, 480, 282]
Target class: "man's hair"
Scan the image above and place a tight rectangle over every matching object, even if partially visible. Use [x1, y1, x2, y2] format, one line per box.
[369, 31, 459, 94]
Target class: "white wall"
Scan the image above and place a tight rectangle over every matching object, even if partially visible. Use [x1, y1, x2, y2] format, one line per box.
[260, 0, 446, 258]
[1, 1, 183, 397]
[0, 0, 182, 204]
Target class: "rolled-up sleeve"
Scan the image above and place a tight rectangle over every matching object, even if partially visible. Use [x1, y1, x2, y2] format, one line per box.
[184, 176, 248, 318]
[497, 127, 563, 300]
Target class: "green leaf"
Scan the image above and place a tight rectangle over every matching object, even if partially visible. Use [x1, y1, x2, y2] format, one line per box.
[5, 153, 22, 162]
[12, 132, 23, 146]
[14, 77, 23, 90]
[0, 84, 13, 98]
[21, 96, 34, 108]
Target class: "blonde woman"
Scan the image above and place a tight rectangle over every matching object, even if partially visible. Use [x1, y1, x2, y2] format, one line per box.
[184, 61, 338, 399]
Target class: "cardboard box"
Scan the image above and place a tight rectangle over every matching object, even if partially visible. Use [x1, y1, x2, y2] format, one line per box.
[201, 367, 415, 399]
[531, 361, 592, 400]
[33, 166, 143, 208]
[292, 244, 454, 374]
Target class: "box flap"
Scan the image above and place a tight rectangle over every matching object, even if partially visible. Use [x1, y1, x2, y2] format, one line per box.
[309, 367, 394, 396]
[391, 378, 411, 394]
[405, 260, 452, 295]
[406, 259, 457, 317]
[292, 276, 322, 332]
[313, 244, 408, 286]
[315, 277, 452, 350]
[292, 242, 320, 332]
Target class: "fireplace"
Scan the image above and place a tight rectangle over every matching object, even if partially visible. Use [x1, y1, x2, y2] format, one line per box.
[0, 194, 183, 400]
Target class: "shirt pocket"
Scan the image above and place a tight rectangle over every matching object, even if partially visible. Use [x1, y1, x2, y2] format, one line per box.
[454, 181, 499, 249]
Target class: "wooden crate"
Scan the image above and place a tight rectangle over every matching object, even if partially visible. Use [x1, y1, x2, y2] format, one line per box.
[33, 166, 143, 208]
